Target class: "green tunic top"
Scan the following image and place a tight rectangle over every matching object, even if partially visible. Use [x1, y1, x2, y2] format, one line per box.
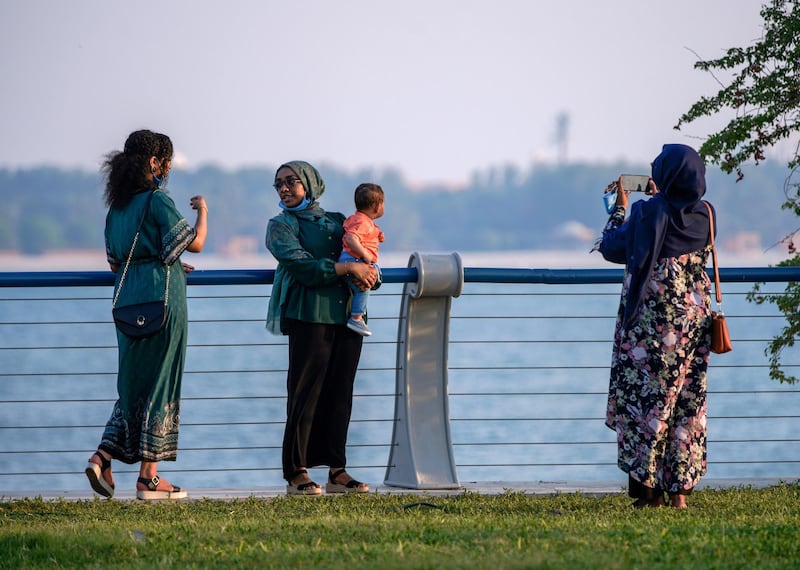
[265, 206, 351, 334]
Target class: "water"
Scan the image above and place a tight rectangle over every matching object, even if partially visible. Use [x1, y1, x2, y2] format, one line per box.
[1, 262, 799, 494]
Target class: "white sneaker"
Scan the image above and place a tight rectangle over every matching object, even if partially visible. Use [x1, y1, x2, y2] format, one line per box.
[347, 318, 372, 336]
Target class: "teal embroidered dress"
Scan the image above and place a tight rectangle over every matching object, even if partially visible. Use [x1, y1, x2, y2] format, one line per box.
[101, 190, 196, 463]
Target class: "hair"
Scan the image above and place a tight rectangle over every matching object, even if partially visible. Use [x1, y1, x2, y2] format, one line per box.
[354, 183, 384, 211]
[102, 129, 174, 208]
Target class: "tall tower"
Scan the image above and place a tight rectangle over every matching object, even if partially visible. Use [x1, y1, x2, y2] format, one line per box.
[554, 111, 570, 164]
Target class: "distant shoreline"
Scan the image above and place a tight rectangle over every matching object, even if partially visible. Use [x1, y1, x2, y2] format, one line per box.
[0, 248, 789, 272]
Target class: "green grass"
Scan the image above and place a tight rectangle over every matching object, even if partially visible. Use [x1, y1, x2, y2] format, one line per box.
[2, 484, 799, 569]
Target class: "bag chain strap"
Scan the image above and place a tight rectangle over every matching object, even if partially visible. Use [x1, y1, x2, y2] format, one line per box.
[112, 230, 140, 309]
[111, 191, 167, 309]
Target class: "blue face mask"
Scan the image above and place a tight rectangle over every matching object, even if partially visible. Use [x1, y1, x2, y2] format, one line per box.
[278, 197, 311, 211]
[153, 174, 163, 188]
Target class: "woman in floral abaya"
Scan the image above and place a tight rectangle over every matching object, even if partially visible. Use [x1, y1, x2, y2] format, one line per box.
[85, 130, 208, 500]
[598, 144, 715, 509]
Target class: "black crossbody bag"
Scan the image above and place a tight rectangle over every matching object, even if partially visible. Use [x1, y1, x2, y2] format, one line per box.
[111, 191, 169, 338]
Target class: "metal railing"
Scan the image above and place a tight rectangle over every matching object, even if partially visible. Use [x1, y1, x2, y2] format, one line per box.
[1, 263, 799, 493]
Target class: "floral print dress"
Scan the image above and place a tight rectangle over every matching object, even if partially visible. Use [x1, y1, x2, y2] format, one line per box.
[604, 208, 713, 494]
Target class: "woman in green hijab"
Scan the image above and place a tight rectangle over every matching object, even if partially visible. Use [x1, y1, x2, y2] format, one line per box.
[266, 160, 377, 495]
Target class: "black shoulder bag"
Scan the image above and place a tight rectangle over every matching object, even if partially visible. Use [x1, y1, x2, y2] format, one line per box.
[111, 191, 170, 338]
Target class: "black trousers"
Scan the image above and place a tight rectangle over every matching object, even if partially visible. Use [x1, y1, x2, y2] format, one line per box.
[282, 319, 363, 481]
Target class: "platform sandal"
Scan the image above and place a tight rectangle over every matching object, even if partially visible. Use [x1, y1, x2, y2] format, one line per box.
[135, 475, 188, 501]
[286, 469, 322, 496]
[326, 468, 369, 494]
[85, 451, 115, 498]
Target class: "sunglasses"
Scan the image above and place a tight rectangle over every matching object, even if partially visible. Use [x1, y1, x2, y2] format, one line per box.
[273, 177, 303, 191]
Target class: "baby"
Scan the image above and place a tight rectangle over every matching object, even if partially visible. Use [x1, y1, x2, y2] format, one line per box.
[338, 183, 385, 336]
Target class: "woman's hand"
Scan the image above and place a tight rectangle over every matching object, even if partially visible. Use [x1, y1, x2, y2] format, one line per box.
[604, 179, 628, 210]
[182, 262, 195, 274]
[348, 262, 377, 291]
[612, 177, 629, 209]
[190, 195, 207, 212]
[645, 179, 659, 196]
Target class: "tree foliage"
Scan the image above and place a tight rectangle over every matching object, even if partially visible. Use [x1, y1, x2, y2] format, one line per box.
[676, 0, 800, 383]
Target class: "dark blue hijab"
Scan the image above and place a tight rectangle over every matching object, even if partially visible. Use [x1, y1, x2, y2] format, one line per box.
[601, 144, 714, 326]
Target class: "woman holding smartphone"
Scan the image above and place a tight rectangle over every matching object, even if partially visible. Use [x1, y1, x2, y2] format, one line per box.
[597, 144, 716, 509]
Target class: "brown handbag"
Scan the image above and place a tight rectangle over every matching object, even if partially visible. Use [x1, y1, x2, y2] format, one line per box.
[704, 201, 732, 354]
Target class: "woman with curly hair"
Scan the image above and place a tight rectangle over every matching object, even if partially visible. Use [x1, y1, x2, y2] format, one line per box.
[85, 129, 208, 500]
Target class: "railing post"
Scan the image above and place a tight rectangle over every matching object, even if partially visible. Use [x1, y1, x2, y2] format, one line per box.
[384, 251, 464, 489]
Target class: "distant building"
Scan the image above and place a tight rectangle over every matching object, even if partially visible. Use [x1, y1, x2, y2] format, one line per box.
[723, 231, 761, 253]
[220, 236, 259, 257]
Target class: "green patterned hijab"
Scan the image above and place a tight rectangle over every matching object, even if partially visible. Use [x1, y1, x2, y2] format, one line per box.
[266, 160, 333, 334]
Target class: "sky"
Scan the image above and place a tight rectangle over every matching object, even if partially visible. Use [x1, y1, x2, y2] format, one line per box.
[0, 1, 771, 185]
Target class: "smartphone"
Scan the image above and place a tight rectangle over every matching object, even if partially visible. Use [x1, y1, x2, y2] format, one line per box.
[620, 174, 650, 192]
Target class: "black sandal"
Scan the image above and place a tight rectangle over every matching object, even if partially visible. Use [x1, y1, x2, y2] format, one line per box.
[286, 469, 322, 496]
[135, 475, 188, 500]
[326, 468, 369, 494]
[85, 451, 115, 498]
[629, 477, 665, 508]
